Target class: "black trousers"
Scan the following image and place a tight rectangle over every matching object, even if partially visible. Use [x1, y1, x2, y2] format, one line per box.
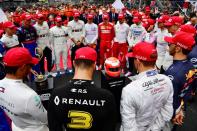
[39, 47, 53, 74]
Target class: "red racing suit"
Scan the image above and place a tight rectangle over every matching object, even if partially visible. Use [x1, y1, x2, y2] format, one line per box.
[98, 22, 115, 65]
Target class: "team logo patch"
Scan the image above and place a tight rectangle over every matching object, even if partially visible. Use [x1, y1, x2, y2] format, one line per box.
[0, 87, 5, 93]
[54, 96, 60, 105]
[168, 75, 174, 81]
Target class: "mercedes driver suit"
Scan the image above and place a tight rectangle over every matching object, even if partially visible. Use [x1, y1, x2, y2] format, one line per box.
[113, 21, 130, 69]
[0, 78, 48, 131]
[120, 69, 173, 131]
[0, 34, 20, 51]
[50, 25, 69, 71]
[34, 21, 52, 74]
[68, 19, 85, 64]
[98, 22, 115, 66]
[84, 22, 98, 49]
[48, 79, 117, 131]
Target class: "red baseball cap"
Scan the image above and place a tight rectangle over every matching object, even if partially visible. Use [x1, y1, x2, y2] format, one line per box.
[147, 19, 155, 25]
[87, 14, 94, 19]
[157, 15, 170, 23]
[164, 31, 195, 50]
[75, 47, 97, 62]
[180, 24, 196, 35]
[145, 6, 151, 12]
[133, 17, 140, 23]
[118, 13, 124, 19]
[127, 42, 157, 61]
[164, 16, 183, 26]
[24, 14, 32, 20]
[37, 13, 44, 19]
[3, 47, 39, 67]
[3, 21, 15, 29]
[55, 16, 62, 22]
[73, 12, 80, 18]
[103, 14, 109, 19]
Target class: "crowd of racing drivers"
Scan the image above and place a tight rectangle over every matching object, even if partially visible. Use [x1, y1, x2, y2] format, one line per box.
[0, 2, 197, 131]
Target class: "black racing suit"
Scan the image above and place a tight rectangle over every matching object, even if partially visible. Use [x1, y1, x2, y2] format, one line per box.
[48, 79, 117, 131]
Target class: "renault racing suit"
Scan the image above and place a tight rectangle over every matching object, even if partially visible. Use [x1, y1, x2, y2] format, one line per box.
[121, 69, 173, 131]
[48, 79, 117, 131]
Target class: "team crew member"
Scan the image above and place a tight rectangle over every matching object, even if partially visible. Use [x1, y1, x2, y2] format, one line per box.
[113, 13, 129, 71]
[16, 14, 39, 79]
[0, 48, 48, 131]
[126, 16, 146, 76]
[50, 16, 69, 76]
[155, 15, 172, 71]
[48, 47, 117, 131]
[164, 31, 196, 130]
[84, 14, 98, 49]
[68, 12, 85, 65]
[162, 16, 183, 71]
[143, 19, 156, 44]
[34, 13, 53, 75]
[98, 14, 115, 69]
[0, 21, 20, 51]
[180, 25, 197, 67]
[127, 16, 147, 48]
[121, 42, 173, 131]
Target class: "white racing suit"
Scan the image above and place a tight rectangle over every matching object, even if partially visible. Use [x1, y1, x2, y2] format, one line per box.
[155, 29, 173, 70]
[120, 69, 173, 131]
[84, 22, 98, 47]
[127, 23, 147, 48]
[67, 20, 85, 63]
[0, 78, 48, 131]
[34, 21, 53, 74]
[50, 26, 69, 71]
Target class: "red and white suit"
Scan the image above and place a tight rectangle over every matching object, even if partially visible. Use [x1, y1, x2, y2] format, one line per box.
[113, 22, 130, 69]
[98, 22, 115, 65]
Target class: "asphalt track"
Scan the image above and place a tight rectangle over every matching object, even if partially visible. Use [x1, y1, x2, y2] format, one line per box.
[33, 71, 197, 131]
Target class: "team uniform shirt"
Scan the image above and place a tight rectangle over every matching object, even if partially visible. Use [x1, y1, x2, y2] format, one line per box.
[68, 20, 85, 44]
[84, 23, 98, 45]
[33, 21, 50, 49]
[127, 23, 147, 47]
[0, 34, 20, 49]
[0, 78, 48, 131]
[164, 60, 196, 115]
[120, 69, 173, 131]
[48, 79, 117, 131]
[114, 22, 130, 43]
